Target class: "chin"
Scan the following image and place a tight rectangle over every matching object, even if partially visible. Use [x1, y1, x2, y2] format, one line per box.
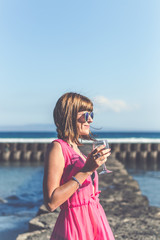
[80, 130, 90, 136]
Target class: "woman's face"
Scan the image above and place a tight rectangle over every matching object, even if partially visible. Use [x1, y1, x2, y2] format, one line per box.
[77, 111, 93, 136]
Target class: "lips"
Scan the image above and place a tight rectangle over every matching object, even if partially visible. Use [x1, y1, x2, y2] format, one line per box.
[84, 125, 90, 128]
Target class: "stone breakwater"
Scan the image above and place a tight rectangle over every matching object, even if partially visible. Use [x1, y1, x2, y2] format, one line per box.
[16, 144, 160, 240]
[0, 142, 160, 170]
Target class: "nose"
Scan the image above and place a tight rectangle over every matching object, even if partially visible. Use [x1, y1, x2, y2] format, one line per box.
[87, 115, 93, 123]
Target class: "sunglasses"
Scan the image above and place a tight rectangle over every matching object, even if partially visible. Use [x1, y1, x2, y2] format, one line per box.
[82, 112, 94, 122]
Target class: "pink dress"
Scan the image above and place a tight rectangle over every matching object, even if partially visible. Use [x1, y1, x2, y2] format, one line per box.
[50, 139, 115, 240]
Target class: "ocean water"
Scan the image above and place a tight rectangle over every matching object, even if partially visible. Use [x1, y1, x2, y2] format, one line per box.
[127, 169, 160, 207]
[0, 162, 43, 240]
[0, 131, 160, 239]
[1, 131, 160, 143]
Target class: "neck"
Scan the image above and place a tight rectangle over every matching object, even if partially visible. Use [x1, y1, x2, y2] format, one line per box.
[68, 141, 77, 148]
[65, 137, 80, 147]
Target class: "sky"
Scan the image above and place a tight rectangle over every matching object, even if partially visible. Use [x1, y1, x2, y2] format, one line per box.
[0, 0, 160, 131]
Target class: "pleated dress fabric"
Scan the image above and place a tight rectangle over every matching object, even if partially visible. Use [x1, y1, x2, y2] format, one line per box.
[50, 139, 115, 240]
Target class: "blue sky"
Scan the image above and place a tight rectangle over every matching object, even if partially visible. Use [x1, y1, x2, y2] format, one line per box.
[0, 0, 160, 131]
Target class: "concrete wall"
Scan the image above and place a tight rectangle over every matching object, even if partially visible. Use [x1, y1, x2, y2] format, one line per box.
[0, 143, 160, 170]
[110, 143, 160, 170]
[0, 143, 47, 162]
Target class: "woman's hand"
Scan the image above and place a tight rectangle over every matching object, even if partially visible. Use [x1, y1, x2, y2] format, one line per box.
[82, 145, 111, 174]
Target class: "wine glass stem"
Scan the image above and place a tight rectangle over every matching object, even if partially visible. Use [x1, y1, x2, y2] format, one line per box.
[102, 163, 106, 170]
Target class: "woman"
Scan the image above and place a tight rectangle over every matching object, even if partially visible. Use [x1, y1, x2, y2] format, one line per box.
[43, 92, 115, 240]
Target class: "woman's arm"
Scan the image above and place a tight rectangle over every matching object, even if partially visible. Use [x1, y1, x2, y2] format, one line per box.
[43, 142, 91, 212]
[43, 141, 111, 212]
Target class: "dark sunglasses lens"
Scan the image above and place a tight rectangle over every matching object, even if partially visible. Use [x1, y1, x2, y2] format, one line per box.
[84, 112, 94, 121]
[85, 112, 89, 121]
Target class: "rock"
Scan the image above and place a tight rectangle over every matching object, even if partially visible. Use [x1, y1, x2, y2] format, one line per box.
[29, 212, 59, 231]
[36, 204, 51, 216]
[16, 157, 160, 240]
[16, 229, 52, 240]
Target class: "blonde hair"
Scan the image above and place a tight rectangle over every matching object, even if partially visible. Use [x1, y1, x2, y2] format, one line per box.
[53, 92, 93, 144]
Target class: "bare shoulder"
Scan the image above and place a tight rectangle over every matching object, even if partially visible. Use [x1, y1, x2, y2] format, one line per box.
[45, 141, 64, 167]
[48, 141, 62, 152]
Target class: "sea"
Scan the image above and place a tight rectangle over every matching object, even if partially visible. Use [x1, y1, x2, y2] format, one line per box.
[0, 131, 160, 240]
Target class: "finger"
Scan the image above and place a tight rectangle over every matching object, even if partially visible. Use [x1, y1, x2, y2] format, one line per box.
[100, 158, 107, 164]
[96, 152, 111, 162]
[93, 148, 111, 160]
[93, 145, 106, 154]
[101, 151, 111, 158]
[92, 146, 109, 161]
[96, 149, 111, 158]
[97, 147, 111, 154]
[96, 157, 107, 167]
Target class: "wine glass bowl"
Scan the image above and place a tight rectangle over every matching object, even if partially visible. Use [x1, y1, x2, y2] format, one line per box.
[93, 140, 112, 175]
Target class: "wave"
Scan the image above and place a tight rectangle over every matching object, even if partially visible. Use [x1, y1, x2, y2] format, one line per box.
[0, 138, 54, 143]
[106, 138, 160, 143]
[1, 137, 160, 143]
[0, 198, 7, 204]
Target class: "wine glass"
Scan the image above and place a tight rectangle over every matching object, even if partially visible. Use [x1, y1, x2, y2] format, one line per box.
[93, 140, 112, 175]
